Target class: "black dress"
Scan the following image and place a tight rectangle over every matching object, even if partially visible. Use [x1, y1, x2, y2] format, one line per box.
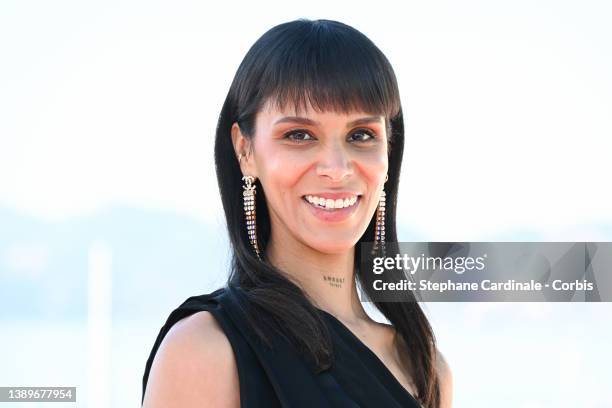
[142, 285, 422, 407]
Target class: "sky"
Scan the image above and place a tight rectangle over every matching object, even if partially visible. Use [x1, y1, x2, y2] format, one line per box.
[1, 0, 611, 240]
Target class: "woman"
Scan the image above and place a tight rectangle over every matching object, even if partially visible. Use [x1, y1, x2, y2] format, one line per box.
[142, 18, 452, 408]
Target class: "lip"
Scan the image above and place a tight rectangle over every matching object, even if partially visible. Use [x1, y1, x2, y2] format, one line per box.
[302, 195, 361, 223]
[302, 192, 361, 200]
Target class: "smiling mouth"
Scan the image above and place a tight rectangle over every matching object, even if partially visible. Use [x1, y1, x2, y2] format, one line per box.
[302, 195, 362, 211]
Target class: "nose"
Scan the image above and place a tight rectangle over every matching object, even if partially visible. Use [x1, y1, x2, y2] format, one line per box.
[315, 140, 353, 182]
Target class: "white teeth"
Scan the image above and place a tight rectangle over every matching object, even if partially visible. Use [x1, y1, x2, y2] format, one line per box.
[304, 195, 359, 210]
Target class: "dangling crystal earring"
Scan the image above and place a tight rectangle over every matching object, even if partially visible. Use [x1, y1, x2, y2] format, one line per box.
[242, 175, 262, 260]
[371, 174, 388, 256]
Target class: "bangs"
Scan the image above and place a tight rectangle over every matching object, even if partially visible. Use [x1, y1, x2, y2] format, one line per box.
[237, 19, 401, 120]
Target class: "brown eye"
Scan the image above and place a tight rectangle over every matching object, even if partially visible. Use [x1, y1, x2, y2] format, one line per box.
[283, 129, 315, 142]
[350, 129, 377, 143]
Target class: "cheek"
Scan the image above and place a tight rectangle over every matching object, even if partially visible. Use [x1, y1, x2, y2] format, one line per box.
[355, 151, 388, 216]
[255, 144, 309, 206]
[261, 151, 307, 185]
[356, 149, 388, 181]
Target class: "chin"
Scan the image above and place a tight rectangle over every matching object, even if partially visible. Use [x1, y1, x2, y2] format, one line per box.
[310, 240, 355, 255]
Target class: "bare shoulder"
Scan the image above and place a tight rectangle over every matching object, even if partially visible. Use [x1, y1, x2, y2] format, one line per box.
[142, 311, 240, 408]
[436, 349, 453, 408]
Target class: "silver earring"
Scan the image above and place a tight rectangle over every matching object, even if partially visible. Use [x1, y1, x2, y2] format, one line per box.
[371, 174, 388, 256]
[242, 175, 262, 260]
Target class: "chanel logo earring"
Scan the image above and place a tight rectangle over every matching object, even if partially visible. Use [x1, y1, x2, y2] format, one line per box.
[239, 152, 262, 260]
[242, 175, 261, 260]
[371, 174, 388, 256]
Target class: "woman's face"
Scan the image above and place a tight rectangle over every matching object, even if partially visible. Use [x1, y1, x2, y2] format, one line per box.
[233, 100, 389, 255]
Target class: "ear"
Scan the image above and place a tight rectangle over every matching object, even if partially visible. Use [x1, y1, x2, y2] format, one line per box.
[231, 122, 258, 178]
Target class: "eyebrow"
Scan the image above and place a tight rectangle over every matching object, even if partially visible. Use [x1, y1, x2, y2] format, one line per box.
[273, 116, 383, 128]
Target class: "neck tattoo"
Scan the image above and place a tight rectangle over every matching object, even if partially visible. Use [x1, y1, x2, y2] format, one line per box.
[323, 275, 345, 288]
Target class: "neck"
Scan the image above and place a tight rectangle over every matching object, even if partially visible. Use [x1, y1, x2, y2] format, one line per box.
[265, 230, 370, 325]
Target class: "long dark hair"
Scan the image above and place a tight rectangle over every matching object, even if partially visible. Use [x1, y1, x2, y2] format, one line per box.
[214, 18, 440, 408]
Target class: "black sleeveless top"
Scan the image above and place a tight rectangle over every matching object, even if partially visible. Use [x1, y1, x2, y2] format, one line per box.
[142, 285, 422, 407]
